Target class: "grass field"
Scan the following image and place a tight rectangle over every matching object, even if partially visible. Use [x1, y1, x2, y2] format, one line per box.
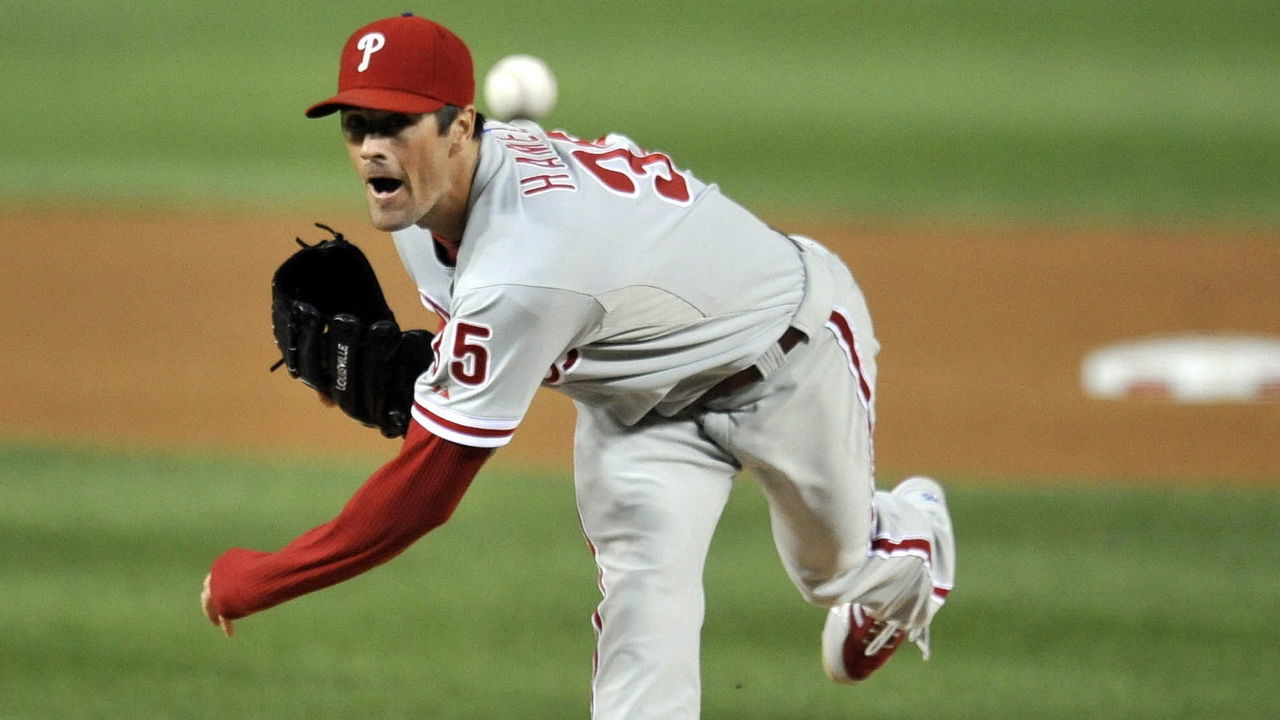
[3, 1, 1278, 224]
[3, 444, 1278, 719]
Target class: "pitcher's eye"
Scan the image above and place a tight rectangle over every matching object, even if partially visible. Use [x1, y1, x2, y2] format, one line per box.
[342, 114, 369, 137]
[378, 114, 421, 136]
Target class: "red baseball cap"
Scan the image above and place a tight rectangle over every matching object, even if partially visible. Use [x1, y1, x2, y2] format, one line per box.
[305, 14, 474, 118]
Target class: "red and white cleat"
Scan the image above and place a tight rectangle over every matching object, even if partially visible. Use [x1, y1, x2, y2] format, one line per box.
[821, 603, 911, 684]
[823, 475, 952, 684]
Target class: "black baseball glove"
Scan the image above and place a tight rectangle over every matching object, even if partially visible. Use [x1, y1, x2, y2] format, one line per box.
[270, 224, 434, 438]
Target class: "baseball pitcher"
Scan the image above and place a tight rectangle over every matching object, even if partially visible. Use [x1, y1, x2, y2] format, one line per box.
[201, 14, 956, 720]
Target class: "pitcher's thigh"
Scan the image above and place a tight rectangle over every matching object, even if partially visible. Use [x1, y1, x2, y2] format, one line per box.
[708, 323, 879, 606]
[573, 405, 737, 720]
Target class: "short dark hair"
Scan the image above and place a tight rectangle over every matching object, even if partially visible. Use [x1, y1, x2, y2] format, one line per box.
[435, 105, 485, 138]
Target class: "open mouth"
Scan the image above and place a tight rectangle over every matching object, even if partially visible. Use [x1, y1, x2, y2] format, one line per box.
[368, 177, 404, 196]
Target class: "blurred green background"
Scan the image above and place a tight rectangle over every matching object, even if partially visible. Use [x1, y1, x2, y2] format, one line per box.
[3, 2, 1279, 718]
[5, 445, 1279, 719]
[2, 0, 1277, 224]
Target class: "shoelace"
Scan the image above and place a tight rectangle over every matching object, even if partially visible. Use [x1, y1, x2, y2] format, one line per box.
[909, 625, 932, 661]
[855, 605, 933, 661]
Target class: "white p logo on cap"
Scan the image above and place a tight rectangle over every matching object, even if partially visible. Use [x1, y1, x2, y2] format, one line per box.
[355, 32, 386, 72]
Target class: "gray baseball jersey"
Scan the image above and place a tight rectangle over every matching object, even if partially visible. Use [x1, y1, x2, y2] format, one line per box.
[393, 120, 953, 720]
[393, 120, 820, 446]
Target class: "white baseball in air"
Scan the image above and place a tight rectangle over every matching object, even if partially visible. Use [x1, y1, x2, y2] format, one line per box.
[483, 54, 558, 121]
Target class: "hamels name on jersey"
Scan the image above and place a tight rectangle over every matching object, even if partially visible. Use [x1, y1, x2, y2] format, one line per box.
[491, 122, 695, 206]
[490, 126, 579, 196]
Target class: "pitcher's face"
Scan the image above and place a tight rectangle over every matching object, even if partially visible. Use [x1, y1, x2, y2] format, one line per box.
[341, 109, 456, 232]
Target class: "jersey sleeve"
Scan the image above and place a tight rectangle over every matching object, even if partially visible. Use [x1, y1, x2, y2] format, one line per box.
[207, 422, 492, 621]
[411, 283, 601, 448]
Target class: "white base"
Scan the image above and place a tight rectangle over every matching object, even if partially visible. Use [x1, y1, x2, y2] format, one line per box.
[1081, 334, 1280, 403]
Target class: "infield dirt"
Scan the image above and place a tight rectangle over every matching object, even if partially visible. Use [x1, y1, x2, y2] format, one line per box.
[3, 210, 1277, 484]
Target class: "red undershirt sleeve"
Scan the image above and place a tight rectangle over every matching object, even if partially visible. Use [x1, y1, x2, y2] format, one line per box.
[207, 421, 492, 621]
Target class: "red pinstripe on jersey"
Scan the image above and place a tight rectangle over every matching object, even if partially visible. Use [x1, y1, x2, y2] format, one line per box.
[826, 305, 876, 470]
[871, 535, 931, 560]
[579, 531, 607, 716]
[412, 400, 518, 447]
[871, 534, 952, 603]
[419, 291, 451, 323]
[825, 307, 872, 409]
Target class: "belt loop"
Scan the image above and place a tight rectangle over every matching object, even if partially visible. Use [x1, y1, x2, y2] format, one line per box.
[753, 342, 788, 378]
[697, 326, 807, 404]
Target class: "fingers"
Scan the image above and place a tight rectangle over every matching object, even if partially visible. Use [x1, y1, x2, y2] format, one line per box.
[201, 574, 217, 624]
[202, 572, 235, 638]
